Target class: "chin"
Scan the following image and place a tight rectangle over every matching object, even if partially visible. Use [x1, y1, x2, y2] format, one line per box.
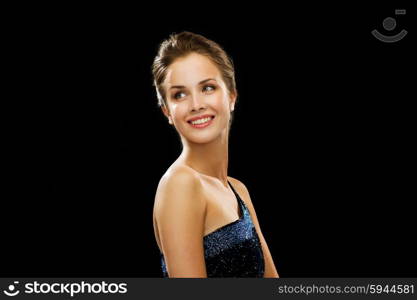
[187, 135, 217, 144]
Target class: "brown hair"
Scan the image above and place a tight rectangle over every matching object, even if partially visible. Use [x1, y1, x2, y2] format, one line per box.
[151, 31, 237, 124]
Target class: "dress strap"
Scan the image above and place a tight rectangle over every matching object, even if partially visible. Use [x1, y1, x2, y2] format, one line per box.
[227, 180, 244, 216]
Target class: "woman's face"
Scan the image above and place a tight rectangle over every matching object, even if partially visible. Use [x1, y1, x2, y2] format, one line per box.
[162, 52, 236, 144]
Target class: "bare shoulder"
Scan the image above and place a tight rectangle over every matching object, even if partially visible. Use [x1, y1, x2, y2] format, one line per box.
[157, 164, 203, 195]
[154, 164, 206, 220]
[227, 176, 252, 205]
[227, 176, 247, 191]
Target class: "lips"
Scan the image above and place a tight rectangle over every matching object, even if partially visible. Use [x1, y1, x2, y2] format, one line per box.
[187, 114, 215, 123]
[187, 115, 215, 128]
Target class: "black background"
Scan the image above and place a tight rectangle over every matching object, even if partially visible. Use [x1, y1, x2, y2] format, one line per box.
[2, 2, 414, 277]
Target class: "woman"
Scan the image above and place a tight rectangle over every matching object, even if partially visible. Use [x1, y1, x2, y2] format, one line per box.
[152, 31, 279, 278]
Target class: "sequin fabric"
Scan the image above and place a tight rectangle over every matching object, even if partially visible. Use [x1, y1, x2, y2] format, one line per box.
[160, 181, 265, 277]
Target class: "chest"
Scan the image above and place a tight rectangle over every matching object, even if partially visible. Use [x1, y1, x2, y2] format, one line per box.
[202, 183, 242, 236]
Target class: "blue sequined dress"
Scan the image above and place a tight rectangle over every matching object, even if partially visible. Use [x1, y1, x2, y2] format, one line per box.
[160, 180, 265, 277]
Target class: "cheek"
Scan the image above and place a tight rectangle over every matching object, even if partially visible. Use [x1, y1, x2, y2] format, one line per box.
[216, 95, 231, 114]
[209, 93, 227, 110]
[171, 103, 187, 120]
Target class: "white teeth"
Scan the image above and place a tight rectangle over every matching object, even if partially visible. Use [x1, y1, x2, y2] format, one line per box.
[191, 117, 212, 125]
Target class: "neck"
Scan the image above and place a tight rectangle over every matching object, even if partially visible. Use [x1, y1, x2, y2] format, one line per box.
[179, 130, 229, 188]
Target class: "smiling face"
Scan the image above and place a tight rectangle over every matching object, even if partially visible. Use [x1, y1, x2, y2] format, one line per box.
[161, 52, 236, 144]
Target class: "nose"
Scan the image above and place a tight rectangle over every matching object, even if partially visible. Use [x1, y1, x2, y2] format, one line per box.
[190, 93, 206, 112]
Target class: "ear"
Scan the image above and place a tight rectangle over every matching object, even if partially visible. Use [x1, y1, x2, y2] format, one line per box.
[229, 90, 238, 112]
[161, 104, 173, 124]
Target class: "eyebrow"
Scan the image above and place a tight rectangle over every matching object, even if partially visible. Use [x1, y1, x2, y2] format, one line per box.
[169, 78, 216, 90]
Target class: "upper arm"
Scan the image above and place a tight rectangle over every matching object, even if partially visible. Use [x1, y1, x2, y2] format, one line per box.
[155, 168, 207, 277]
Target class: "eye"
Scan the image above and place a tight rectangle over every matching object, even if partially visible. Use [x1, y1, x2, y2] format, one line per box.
[203, 85, 216, 93]
[173, 91, 186, 100]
